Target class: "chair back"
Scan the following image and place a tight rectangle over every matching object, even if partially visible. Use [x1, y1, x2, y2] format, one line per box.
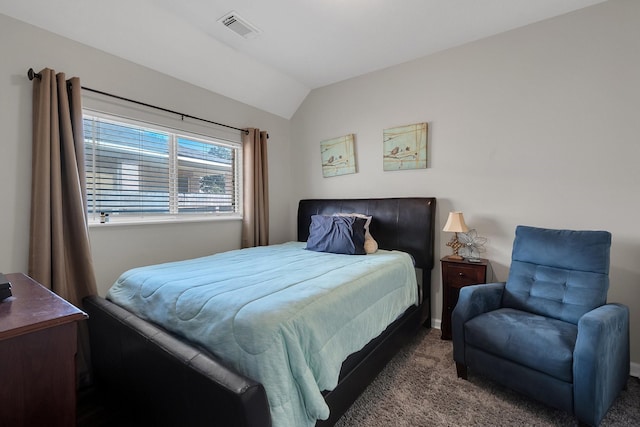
[502, 225, 611, 324]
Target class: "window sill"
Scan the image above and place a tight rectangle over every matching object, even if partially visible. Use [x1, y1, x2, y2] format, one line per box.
[88, 214, 242, 228]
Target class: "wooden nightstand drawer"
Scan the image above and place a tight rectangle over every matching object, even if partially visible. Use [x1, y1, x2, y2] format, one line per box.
[440, 257, 491, 340]
[445, 264, 486, 288]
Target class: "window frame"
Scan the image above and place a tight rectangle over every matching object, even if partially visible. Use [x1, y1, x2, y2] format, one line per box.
[83, 109, 243, 226]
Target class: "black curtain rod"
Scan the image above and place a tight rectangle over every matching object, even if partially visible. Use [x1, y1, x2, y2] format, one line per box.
[27, 68, 249, 135]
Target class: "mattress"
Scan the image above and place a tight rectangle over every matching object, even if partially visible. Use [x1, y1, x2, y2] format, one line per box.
[107, 241, 418, 427]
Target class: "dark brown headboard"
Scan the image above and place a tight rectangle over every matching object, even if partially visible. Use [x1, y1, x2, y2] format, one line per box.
[297, 197, 437, 272]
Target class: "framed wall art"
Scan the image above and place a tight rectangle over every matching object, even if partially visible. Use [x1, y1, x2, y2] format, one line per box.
[320, 134, 357, 178]
[383, 122, 428, 171]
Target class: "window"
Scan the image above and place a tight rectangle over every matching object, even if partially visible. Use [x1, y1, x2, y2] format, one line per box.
[84, 112, 242, 223]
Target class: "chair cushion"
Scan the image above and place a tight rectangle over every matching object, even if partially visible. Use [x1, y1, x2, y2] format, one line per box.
[464, 308, 577, 382]
[510, 225, 611, 274]
[504, 261, 609, 324]
[503, 226, 610, 324]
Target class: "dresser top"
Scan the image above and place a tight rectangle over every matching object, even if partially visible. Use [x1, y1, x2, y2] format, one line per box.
[0, 273, 87, 340]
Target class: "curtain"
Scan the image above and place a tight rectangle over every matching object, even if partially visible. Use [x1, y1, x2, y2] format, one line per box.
[29, 68, 98, 387]
[241, 128, 269, 247]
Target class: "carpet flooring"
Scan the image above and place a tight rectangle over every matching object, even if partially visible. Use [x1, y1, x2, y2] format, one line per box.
[335, 328, 640, 427]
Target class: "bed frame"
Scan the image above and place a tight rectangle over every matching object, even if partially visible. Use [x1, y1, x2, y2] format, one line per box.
[84, 197, 436, 426]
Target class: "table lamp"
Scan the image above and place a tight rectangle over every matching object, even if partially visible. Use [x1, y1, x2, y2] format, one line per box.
[443, 211, 469, 260]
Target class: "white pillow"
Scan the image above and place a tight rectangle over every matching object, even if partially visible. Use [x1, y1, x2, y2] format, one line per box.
[333, 213, 379, 254]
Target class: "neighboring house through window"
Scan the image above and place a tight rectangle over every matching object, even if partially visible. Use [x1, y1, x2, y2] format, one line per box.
[83, 112, 242, 223]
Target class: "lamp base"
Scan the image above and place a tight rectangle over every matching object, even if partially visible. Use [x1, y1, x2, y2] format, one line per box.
[447, 254, 464, 260]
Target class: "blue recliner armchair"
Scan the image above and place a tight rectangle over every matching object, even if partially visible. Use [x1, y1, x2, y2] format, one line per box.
[452, 225, 629, 426]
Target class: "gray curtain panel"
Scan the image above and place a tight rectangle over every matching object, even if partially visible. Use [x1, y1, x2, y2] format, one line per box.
[29, 68, 98, 387]
[242, 128, 269, 248]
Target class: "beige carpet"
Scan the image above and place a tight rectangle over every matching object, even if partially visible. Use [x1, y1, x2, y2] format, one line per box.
[335, 328, 640, 427]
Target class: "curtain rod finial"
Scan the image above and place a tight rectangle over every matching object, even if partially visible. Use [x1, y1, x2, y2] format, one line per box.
[27, 68, 41, 81]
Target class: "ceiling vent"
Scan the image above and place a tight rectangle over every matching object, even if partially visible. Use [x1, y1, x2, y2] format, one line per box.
[218, 11, 261, 39]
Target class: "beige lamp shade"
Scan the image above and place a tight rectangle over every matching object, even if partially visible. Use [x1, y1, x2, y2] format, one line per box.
[443, 211, 469, 233]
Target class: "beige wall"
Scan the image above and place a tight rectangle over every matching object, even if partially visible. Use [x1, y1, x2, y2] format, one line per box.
[290, 0, 640, 369]
[0, 13, 293, 295]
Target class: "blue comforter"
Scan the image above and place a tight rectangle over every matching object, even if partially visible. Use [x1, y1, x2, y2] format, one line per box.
[107, 241, 418, 427]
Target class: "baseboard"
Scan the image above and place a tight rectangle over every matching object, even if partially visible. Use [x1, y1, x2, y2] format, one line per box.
[432, 318, 441, 330]
[433, 318, 639, 378]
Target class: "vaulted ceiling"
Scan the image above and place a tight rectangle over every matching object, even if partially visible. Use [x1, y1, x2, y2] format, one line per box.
[0, 0, 606, 118]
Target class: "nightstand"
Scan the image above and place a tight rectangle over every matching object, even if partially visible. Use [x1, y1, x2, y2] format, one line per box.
[440, 257, 491, 340]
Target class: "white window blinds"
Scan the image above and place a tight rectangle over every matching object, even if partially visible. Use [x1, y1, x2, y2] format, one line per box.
[84, 113, 241, 222]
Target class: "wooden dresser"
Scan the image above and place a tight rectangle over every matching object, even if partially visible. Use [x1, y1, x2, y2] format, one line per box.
[0, 273, 87, 427]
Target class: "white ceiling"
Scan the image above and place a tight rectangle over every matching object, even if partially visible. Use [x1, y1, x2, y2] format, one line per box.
[1, 0, 606, 119]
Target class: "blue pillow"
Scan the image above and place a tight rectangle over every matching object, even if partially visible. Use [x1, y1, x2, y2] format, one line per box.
[306, 215, 367, 255]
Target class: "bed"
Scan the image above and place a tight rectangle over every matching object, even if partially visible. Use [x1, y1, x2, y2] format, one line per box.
[84, 197, 436, 426]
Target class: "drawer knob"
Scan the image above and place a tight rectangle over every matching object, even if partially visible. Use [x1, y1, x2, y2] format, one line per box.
[458, 272, 464, 277]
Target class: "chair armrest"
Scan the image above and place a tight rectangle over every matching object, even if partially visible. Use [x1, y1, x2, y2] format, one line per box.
[451, 282, 505, 364]
[574, 303, 630, 427]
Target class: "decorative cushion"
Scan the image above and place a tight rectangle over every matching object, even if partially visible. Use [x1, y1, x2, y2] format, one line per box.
[306, 215, 367, 255]
[333, 213, 379, 254]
